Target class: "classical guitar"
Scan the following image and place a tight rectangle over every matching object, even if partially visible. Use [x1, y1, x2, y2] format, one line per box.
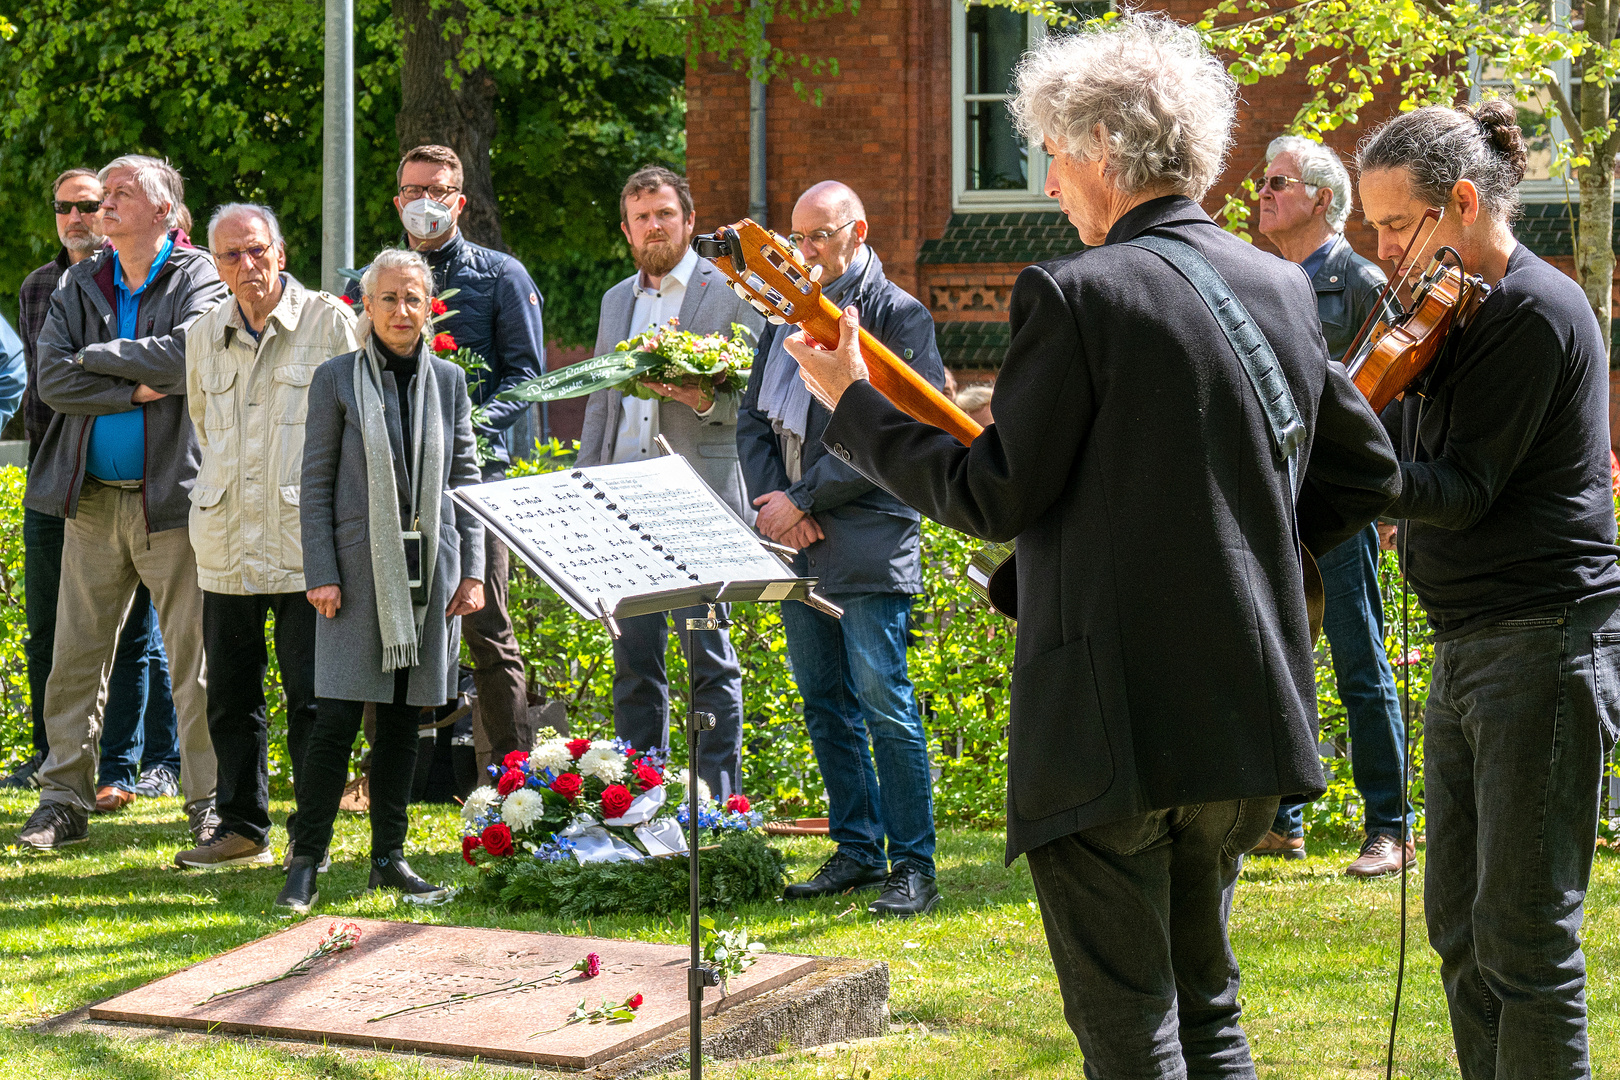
[689, 220, 1019, 615]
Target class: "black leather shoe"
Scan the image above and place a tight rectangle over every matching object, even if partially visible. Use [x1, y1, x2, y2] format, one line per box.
[275, 856, 320, 914]
[867, 865, 940, 918]
[782, 851, 889, 900]
[369, 849, 452, 904]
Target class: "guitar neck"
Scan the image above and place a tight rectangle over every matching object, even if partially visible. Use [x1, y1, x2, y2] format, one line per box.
[800, 294, 983, 447]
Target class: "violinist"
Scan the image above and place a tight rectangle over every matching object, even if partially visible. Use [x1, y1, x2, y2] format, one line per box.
[1252, 136, 1415, 876]
[1357, 100, 1620, 1079]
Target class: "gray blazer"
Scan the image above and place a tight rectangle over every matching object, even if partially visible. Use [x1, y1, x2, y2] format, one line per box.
[576, 259, 765, 519]
[300, 349, 486, 707]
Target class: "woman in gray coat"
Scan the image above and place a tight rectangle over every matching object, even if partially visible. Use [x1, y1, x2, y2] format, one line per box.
[277, 248, 485, 914]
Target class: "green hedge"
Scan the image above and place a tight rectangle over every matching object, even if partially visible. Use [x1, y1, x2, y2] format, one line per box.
[0, 453, 1456, 841]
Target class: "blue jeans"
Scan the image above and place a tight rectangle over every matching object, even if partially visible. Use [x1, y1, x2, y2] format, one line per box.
[1274, 525, 1411, 839]
[1424, 597, 1619, 1079]
[95, 583, 180, 791]
[779, 593, 936, 875]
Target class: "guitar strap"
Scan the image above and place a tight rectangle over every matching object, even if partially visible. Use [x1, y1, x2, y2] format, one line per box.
[1126, 234, 1307, 501]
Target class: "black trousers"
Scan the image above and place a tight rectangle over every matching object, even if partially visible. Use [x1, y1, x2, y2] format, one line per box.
[1024, 797, 1278, 1080]
[291, 669, 419, 863]
[465, 526, 531, 775]
[202, 590, 318, 845]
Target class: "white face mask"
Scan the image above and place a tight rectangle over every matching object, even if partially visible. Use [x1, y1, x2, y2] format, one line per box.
[401, 197, 454, 241]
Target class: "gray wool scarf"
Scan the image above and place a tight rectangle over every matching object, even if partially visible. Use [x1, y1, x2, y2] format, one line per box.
[355, 334, 444, 672]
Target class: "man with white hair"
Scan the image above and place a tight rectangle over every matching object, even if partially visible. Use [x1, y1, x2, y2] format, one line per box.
[173, 203, 357, 870]
[788, 13, 1399, 1073]
[1252, 137, 1414, 877]
[18, 154, 228, 852]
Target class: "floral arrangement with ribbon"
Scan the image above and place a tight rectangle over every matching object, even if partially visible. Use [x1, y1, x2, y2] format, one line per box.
[498, 318, 756, 405]
[460, 736, 764, 868]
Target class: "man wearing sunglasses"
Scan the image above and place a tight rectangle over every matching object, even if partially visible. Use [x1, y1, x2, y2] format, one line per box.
[1253, 135, 1413, 878]
[174, 203, 357, 871]
[5, 169, 186, 813]
[344, 144, 545, 780]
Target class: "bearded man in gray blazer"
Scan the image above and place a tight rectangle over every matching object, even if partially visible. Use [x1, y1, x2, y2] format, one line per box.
[577, 167, 765, 797]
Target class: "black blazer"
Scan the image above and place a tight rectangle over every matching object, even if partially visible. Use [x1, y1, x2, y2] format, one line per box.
[822, 197, 1400, 863]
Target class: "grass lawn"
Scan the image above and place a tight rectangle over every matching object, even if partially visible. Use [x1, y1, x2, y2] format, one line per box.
[0, 789, 1615, 1078]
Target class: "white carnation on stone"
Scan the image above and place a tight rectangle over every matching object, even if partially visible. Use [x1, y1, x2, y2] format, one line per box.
[579, 746, 627, 783]
[501, 788, 545, 833]
[461, 785, 498, 823]
[529, 740, 572, 775]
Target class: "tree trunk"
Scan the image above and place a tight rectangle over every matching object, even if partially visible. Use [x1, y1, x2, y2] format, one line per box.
[1578, 0, 1614, 364]
[393, 0, 504, 249]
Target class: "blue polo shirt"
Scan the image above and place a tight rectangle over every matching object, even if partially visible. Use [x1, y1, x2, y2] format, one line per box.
[84, 235, 174, 481]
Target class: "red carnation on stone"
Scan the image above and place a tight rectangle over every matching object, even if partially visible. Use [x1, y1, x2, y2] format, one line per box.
[430, 296, 448, 315]
[503, 749, 530, 771]
[627, 993, 644, 1010]
[550, 772, 583, 801]
[462, 835, 483, 864]
[600, 784, 634, 819]
[634, 762, 664, 789]
[566, 738, 592, 760]
[480, 822, 515, 857]
[497, 768, 527, 796]
[725, 793, 751, 814]
[432, 331, 457, 353]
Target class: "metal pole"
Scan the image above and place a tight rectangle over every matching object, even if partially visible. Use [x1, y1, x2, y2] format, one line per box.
[685, 607, 723, 1080]
[322, 0, 355, 294]
[747, 0, 768, 226]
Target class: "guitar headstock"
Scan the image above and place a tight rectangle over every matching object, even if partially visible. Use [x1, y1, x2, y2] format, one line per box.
[691, 219, 825, 327]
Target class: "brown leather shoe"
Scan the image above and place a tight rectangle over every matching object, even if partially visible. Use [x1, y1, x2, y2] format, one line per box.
[1345, 833, 1417, 878]
[1249, 829, 1306, 859]
[94, 785, 136, 813]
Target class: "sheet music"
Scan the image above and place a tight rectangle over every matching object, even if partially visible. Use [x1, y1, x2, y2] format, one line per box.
[454, 454, 795, 620]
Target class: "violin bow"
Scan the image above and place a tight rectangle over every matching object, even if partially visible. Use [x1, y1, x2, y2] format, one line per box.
[1343, 206, 1443, 366]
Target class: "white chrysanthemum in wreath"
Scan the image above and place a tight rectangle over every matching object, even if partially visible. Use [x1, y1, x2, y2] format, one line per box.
[578, 745, 627, 784]
[674, 769, 712, 806]
[529, 740, 572, 776]
[461, 785, 498, 822]
[501, 788, 546, 833]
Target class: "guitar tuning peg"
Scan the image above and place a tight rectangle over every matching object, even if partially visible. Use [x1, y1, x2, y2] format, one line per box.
[767, 315, 787, 325]
[730, 282, 751, 300]
[808, 265, 823, 283]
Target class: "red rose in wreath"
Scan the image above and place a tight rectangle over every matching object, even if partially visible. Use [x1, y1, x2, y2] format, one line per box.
[600, 784, 634, 819]
[550, 772, 583, 801]
[503, 749, 530, 770]
[566, 737, 592, 760]
[497, 768, 527, 796]
[633, 762, 664, 789]
[461, 835, 483, 864]
[481, 822, 515, 857]
[725, 793, 751, 814]
[432, 331, 457, 353]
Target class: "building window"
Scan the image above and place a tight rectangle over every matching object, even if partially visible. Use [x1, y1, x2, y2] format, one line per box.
[951, 2, 1110, 211]
[1470, 0, 1576, 201]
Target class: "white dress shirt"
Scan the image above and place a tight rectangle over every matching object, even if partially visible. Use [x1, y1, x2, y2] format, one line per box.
[612, 246, 705, 463]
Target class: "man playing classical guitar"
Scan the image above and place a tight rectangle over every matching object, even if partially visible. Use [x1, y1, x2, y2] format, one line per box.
[785, 16, 1400, 1073]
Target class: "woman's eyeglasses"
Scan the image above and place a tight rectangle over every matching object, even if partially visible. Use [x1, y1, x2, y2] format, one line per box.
[53, 200, 102, 215]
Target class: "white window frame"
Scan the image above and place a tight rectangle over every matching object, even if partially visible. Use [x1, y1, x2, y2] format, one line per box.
[1468, 0, 1574, 203]
[951, 4, 1067, 212]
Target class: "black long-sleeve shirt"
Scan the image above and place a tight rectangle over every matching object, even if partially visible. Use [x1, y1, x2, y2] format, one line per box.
[1388, 244, 1620, 639]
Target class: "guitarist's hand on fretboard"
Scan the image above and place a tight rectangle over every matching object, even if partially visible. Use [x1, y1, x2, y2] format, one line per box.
[784, 305, 869, 410]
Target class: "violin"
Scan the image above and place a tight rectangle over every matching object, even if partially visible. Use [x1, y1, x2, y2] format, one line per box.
[1344, 207, 1490, 412]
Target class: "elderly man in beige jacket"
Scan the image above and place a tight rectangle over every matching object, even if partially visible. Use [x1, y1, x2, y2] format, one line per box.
[175, 203, 357, 871]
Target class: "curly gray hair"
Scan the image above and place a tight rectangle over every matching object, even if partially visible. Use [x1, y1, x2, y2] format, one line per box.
[1266, 136, 1352, 232]
[360, 247, 436, 298]
[1010, 11, 1236, 200]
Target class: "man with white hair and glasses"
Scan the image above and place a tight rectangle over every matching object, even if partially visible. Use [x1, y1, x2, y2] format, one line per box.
[787, 13, 1399, 1073]
[18, 154, 228, 852]
[174, 203, 357, 870]
[1251, 135, 1415, 877]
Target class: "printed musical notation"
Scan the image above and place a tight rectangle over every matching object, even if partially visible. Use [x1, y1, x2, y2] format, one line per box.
[452, 454, 800, 620]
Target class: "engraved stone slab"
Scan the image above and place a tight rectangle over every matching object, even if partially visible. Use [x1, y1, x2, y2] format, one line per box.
[88, 918, 819, 1068]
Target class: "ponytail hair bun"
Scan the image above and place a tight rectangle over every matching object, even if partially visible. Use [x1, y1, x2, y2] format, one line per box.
[1468, 98, 1528, 186]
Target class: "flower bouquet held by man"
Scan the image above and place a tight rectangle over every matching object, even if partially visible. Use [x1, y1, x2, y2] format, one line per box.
[498, 317, 755, 406]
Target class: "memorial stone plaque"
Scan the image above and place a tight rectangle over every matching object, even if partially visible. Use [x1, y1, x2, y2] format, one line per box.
[88, 918, 818, 1068]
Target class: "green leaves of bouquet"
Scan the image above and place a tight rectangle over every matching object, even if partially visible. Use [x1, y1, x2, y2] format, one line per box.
[500, 318, 755, 404]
